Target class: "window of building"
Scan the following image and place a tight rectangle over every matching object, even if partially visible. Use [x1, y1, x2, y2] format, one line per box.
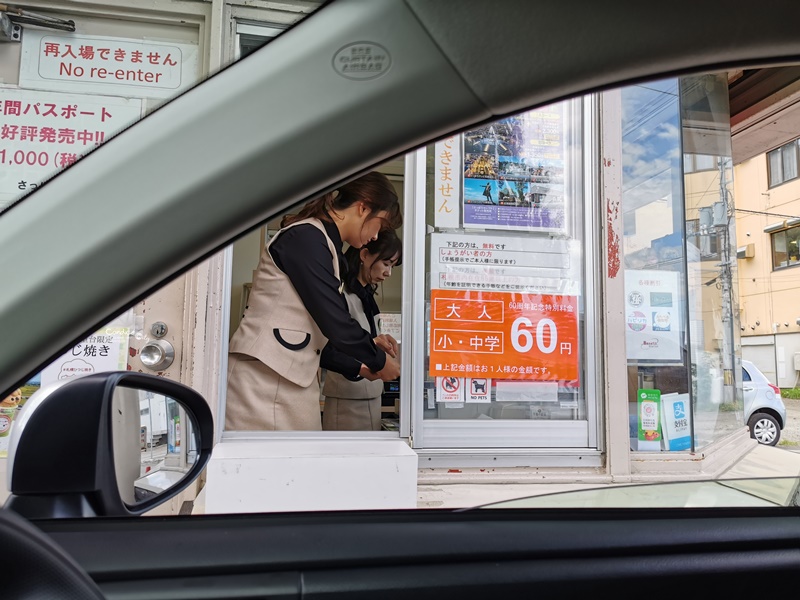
[683, 154, 718, 173]
[236, 23, 284, 59]
[622, 74, 740, 454]
[767, 139, 800, 187]
[771, 226, 800, 269]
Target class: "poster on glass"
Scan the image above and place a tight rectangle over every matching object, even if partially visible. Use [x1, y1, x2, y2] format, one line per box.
[462, 105, 567, 233]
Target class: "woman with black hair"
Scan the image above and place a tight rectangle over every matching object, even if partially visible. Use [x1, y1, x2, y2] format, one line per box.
[322, 231, 402, 431]
[225, 172, 402, 431]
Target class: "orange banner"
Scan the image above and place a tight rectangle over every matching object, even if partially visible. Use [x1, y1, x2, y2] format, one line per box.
[429, 289, 579, 384]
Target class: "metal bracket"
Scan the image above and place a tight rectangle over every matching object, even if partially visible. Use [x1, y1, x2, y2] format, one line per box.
[0, 13, 21, 43]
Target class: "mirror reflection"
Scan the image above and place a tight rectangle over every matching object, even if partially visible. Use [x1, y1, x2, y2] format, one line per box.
[111, 385, 198, 505]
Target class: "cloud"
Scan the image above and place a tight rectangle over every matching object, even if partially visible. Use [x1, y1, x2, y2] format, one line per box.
[656, 122, 680, 140]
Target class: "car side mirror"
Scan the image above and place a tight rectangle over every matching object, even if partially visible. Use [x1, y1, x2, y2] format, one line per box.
[4, 372, 213, 519]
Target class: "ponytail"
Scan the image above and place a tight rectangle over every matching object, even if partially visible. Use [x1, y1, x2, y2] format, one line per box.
[281, 172, 401, 230]
[281, 193, 334, 228]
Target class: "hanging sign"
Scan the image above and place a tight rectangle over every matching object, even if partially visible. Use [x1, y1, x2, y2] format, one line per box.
[20, 31, 199, 99]
[429, 289, 579, 384]
[433, 136, 461, 228]
[0, 86, 143, 208]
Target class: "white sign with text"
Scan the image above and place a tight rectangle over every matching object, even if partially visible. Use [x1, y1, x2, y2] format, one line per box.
[433, 137, 461, 229]
[20, 31, 199, 99]
[429, 231, 580, 295]
[0, 86, 143, 208]
[624, 269, 682, 362]
[40, 327, 130, 389]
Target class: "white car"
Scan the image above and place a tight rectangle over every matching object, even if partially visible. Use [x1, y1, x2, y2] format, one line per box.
[742, 360, 786, 446]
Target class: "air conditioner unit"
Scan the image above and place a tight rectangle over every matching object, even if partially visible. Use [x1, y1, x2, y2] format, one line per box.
[737, 243, 755, 259]
[793, 352, 800, 372]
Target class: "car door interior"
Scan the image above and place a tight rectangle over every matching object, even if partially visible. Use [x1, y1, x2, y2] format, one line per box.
[4, 1, 800, 599]
[0, 508, 105, 600]
[28, 508, 800, 599]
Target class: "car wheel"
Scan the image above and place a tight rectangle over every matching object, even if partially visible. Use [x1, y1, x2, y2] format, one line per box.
[748, 413, 781, 446]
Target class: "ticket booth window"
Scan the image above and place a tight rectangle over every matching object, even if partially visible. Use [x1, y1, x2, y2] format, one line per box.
[406, 97, 603, 454]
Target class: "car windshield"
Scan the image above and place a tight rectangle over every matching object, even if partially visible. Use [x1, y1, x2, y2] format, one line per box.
[3, 0, 800, 517]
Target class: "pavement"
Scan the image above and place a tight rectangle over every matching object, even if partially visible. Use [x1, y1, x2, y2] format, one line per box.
[780, 397, 800, 447]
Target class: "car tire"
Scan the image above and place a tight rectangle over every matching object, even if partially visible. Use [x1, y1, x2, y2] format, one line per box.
[748, 413, 781, 446]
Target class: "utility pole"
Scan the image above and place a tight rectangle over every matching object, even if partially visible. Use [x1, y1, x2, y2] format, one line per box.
[717, 157, 735, 404]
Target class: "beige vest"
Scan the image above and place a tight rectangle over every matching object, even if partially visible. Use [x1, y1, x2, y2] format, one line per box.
[322, 290, 385, 400]
[229, 218, 340, 388]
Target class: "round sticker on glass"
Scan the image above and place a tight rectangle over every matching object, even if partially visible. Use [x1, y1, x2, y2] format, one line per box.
[627, 311, 647, 332]
[627, 290, 644, 307]
[333, 42, 391, 80]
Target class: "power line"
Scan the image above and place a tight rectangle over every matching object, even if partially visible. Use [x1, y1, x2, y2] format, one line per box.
[634, 84, 679, 97]
[736, 208, 800, 220]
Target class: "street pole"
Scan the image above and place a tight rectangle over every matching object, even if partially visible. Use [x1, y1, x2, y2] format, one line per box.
[718, 157, 735, 404]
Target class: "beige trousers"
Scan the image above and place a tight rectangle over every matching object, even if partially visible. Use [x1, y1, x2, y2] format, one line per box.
[225, 352, 322, 431]
[322, 396, 381, 431]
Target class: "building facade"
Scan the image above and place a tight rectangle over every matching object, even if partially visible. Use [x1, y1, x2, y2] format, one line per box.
[736, 134, 800, 388]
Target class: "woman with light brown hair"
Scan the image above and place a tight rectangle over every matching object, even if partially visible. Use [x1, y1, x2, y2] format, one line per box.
[225, 171, 402, 431]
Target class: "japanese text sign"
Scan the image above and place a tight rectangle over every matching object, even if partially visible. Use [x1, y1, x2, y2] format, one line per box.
[429, 232, 580, 296]
[40, 327, 130, 389]
[433, 136, 461, 228]
[0, 86, 143, 208]
[429, 289, 579, 383]
[21, 31, 199, 99]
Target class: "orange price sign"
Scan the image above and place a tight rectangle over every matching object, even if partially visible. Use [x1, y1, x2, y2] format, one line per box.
[429, 289, 579, 384]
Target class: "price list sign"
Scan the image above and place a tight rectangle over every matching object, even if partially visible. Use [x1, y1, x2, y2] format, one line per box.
[429, 289, 579, 384]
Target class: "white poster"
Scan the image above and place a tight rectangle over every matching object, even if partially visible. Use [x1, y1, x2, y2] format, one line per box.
[20, 31, 199, 99]
[40, 327, 130, 388]
[433, 136, 461, 229]
[0, 87, 143, 208]
[436, 376, 465, 403]
[624, 269, 682, 362]
[376, 313, 401, 339]
[466, 377, 491, 403]
[429, 231, 580, 295]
